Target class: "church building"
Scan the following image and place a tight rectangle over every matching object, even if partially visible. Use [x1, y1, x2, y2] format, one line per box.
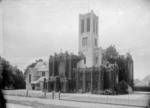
[47, 10, 127, 93]
[25, 10, 134, 93]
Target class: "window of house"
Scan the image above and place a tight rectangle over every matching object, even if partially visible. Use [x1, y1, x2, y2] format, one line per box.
[29, 74, 31, 83]
[95, 38, 97, 46]
[87, 17, 90, 32]
[82, 37, 88, 46]
[81, 19, 84, 33]
[42, 72, 45, 76]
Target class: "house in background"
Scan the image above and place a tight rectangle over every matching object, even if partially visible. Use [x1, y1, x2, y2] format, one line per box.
[142, 75, 150, 86]
[25, 61, 48, 90]
[134, 75, 150, 87]
[134, 80, 149, 87]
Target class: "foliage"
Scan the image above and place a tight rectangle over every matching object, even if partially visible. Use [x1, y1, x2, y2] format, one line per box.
[104, 89, 116, 95]
[104, 71, 109, 89]
[55, 76, 61, 92]
[0, 56, 3, 84]
[12, 68, 25, 89]
[116, 56, 126, 82]
[1, 58, 14, 89]
[0, 56, 25, 89]
[115, 80, 129, 94]
[24, 59, 43, 76]
[105, 45, 118, 62]
[105, 45, 126, 83]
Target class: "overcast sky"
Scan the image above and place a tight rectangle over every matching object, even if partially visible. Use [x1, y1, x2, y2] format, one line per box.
[1, 0, 150, 80]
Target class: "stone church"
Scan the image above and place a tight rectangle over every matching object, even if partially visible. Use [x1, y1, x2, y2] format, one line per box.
[47, 10, 134, 93]
[25, 11, 133, 93]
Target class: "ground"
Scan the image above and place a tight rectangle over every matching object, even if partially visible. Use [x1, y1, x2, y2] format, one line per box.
[7, 103, 34, 108]
[4, 90, 150, 108]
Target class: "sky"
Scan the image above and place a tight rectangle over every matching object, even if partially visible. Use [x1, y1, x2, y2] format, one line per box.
[1, 0, 150, 80]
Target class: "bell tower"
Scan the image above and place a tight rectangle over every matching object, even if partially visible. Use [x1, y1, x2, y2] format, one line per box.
[78, 10, 99, 67]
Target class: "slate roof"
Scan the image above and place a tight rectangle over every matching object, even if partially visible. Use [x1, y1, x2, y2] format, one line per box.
[28, 68, 39, 76]
[37, 61, 48, 72]
[34, 61, 44, 70]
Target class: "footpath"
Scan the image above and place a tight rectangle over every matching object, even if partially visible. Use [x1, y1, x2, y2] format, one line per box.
[4, 90, 150, 108]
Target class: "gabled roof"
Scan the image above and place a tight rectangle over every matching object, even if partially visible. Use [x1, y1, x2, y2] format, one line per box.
[143, 75, 150, 83]
[25, 61, 49, 78]
[25, 67, 38, 77]
[28, 68, 39, 76]
[34, 61, 44, 70]
[37, 62, 48, 72]
[135, 80, 149, 86]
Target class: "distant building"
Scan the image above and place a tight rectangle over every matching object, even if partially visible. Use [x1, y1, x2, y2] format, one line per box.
[135, 80, 149, 87]
[142, 75, 150, 86]
[25, 61, 48, 90]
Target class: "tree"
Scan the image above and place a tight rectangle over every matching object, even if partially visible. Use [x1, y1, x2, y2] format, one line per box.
[1, 57, 25, 89]
[1, 58, 14, 89]
[105, 45, 118, 63]
[12, 68, 25, 89]
[0, 56, 3, 87]
[105, 45, 126, 82]
[35, 59, 43, 63]
[116, 56, 126, 82]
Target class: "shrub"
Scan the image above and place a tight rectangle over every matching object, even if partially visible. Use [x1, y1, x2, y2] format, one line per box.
[115, 80, 129, 94]
[104, 89, 116, 95]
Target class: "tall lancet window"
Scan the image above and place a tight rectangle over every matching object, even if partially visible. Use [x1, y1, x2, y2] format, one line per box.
[93, 19, 95, 33]
[87, 17, 90, 32]
[81, 19, 84, 33]
[95, 38, 97, 47]
[96, 22, 98, 34]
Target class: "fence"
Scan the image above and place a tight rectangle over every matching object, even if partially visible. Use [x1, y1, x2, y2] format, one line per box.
[4, 90, 150, 107]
